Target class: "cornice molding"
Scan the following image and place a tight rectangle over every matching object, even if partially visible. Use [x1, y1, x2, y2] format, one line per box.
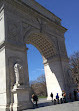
[0, 41, 27, 52]
[15, 0, 61, 23]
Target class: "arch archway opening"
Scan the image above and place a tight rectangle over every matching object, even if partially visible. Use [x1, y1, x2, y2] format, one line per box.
[27, 44, 47, 98]
[25, 33, 64, 100]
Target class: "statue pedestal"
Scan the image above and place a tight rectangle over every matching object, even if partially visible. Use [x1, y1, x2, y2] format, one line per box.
[12, 85, 33, 111]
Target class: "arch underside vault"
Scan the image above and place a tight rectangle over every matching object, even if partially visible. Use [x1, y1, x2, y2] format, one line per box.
[26, 33, 56, 59]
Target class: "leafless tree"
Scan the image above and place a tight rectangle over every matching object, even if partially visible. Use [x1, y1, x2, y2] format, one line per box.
[69, 51, 79, 88]
[30, 74, 47, 97]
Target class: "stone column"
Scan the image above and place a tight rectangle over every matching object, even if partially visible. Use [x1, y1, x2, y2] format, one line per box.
[57, 37, 74, 95]
[44, 57, 65, 100]
[0, 7, 8, 111]
[5, 45, 33, 111]
[43, 36, 73, 100]
[0, 4, 33, 110]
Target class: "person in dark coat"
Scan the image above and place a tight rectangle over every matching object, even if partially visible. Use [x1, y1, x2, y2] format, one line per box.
[50, 92, 53, 102]
[32, 94, 38, 107]
[69, 93, 72, 102]
[74, 90, 77, 101]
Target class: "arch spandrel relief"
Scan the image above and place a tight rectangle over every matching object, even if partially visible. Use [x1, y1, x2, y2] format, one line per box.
[7, 20, 23, 44]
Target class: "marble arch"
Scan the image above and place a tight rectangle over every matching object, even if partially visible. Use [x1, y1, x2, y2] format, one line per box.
[0, 0, 73, 111]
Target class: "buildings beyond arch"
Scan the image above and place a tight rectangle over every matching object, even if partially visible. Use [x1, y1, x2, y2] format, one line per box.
[0, 0, 73, 111]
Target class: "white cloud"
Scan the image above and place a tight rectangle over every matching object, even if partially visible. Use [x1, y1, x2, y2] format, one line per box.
[30, 68, 45, 75]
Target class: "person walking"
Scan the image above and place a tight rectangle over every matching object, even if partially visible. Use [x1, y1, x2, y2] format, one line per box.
[73, 89, 77, 101]
[32, 94, 38, 107]
[50, 92, 53, 102]
[77, 90, 79, 101]
[62, 91, 66, 103]
[56, 93, 59, 104]
[69, 93, 72, 102]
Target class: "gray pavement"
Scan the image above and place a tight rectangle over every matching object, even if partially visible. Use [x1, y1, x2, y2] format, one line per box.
[23, 99, 79, 111]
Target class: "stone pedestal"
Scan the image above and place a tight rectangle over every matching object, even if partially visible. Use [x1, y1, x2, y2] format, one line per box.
[12, 85, 33, 111]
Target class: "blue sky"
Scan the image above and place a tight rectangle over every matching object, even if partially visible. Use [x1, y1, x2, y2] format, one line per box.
[27, 0, 79, 81]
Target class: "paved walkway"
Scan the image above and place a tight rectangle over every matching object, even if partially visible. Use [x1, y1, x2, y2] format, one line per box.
[23, 99, 79, 111]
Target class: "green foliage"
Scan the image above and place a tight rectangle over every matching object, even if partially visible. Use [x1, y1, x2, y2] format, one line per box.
[38, 96, 47, 98]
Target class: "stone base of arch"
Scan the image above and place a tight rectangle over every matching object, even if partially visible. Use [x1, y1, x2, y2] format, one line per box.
[44, 58, 73, 101]
[44, 62, 64, 100]
[0, 87, 33, 111]
[12, 86, 33, 111]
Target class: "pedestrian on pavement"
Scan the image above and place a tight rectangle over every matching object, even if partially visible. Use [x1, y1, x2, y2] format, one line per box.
[50, 92, 53, 102]
[62, 91, 66, 103]
[77, 89, 79, 101]
[69, 92, 72, 102]
[60, 98, 63, 104]
[32, 94, 38, 107]
[73, 89, 77, 101]
[56, 93, 59, 104]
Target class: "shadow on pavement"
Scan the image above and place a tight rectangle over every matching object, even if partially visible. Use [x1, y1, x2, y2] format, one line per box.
[31, 101, 53, 109]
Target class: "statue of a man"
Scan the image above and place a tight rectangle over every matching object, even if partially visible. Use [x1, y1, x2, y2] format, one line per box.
[14, 63, 24, 86]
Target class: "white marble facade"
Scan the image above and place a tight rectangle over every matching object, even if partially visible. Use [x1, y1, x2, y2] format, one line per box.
[0, 0, 73, 111]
